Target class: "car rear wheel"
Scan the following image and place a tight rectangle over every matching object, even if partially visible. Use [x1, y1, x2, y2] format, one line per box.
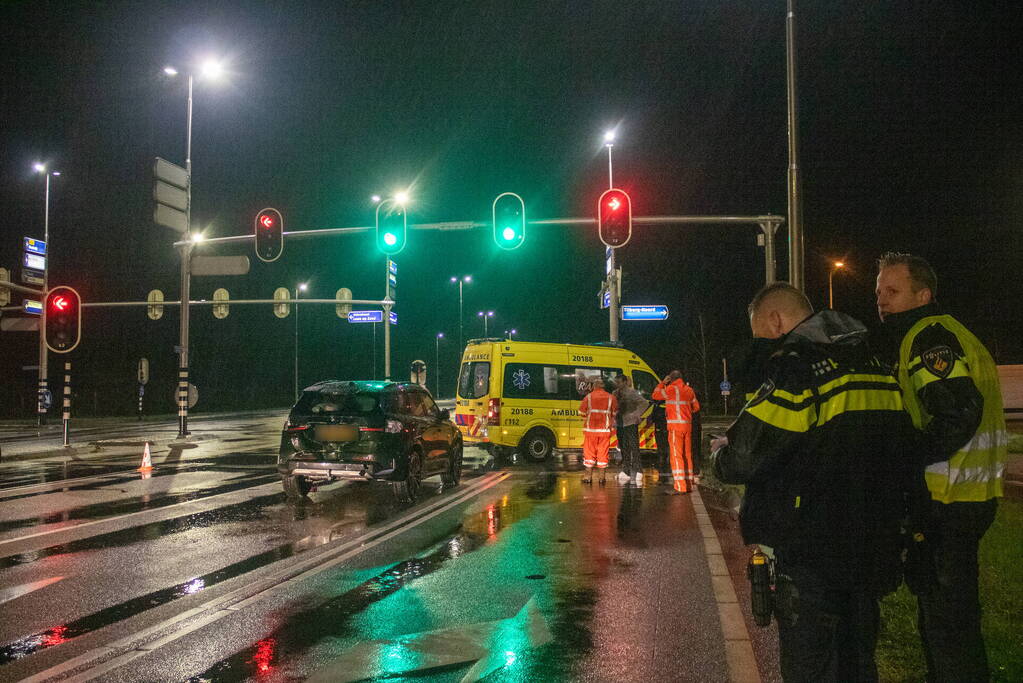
[520, 428, 554, 461]
[441, 443, 463, 486]
[393, 451, 423, 504]
[281, 473, 311, 498]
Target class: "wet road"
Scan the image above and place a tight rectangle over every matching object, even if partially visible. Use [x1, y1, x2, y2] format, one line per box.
[0, 415, 772, 682]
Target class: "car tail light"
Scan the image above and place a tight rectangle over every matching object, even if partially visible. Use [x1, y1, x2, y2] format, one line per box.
[385, 419, 402, 434]
[487, 398, 501, 426]
[285, 424, 310, 432]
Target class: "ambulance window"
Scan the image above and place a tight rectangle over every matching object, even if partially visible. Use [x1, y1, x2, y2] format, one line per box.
[632, 370, 659, 399]
[503, 363, 560, 399]
[458, 362, 491, 399]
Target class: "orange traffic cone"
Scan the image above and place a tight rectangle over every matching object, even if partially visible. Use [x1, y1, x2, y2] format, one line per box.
[138, 442, 153, 472]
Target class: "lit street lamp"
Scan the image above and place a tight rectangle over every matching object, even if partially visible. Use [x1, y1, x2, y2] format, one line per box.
[295, 282, 307, 400]
[163, 56, 226, 438]
[449, 275, 471, 351]
[32, 163, 60, 425]
[477, 310, 495, 337]
[828, 261, 845, 309]
[506, 328, 517, 340]
[435, 332, 444, 397]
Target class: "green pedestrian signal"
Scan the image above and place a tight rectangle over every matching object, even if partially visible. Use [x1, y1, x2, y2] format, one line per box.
[492, 192, 525, 250]
[375, 199, 407, 254]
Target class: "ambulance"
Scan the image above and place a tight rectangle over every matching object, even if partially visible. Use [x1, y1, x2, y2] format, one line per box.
[454, 338, 663, 460]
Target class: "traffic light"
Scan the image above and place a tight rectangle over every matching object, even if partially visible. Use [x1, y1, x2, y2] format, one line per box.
[254, 207, 284, 262]
[597, 188, 632, 248]
[44, 286, 81, 353]
[376, 199, 407, 254]
[492, 192, 526, 249]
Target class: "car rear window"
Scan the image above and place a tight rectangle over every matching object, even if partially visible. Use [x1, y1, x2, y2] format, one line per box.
[457, 362, 491, 399]
[294, 390, 381, 416]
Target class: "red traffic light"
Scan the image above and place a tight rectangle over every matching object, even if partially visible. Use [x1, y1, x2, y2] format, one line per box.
[44, 285, 82, 353]
[254, 207, 284, 262]
[598, 188, 632, 248]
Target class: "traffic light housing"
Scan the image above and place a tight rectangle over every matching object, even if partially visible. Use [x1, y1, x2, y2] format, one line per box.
[254, 207, 284, 262]
[492, 192, 525, 249]
[376, 199, 407, 255]
[597, 188, 632, 248]
[44, 286, 81, 353]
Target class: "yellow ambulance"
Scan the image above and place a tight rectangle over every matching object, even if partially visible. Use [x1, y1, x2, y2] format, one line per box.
[454, 339, 662, 460]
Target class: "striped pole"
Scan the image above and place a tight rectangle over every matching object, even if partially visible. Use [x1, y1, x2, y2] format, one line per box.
[178, 367, 189, 436]
[37, 378, 48, 424]
[62, 361, 71, 447]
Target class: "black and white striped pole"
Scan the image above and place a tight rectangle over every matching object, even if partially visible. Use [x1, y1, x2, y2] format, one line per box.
[62, 361, 71, 447]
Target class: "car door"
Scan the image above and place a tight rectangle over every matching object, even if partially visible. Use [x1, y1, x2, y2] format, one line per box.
[406, 389, 446, 474]
[419, 391, 455, 472]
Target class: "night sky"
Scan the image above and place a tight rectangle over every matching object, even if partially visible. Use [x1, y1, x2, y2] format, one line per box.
[2, 1, 1021, 416]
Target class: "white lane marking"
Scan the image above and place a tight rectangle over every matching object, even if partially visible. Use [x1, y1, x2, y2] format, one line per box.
[0, 480, 281, 549]
[691, 487, 761, 683]
[0, 576, 65, 606]
[25, 472, 511, 683]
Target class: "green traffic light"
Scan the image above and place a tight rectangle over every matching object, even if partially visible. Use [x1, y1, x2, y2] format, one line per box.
[502, 227, 516, 242]
[383, 232, 397, 246]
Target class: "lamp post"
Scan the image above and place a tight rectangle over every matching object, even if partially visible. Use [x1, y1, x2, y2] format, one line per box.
[294, 282, 307, 400]
[32, 163, 60, 426]
[506, 328, 517, 340]
[449, 275, 471, 351]
[828, 261, 845, 309]
[163, 57, 224, 438]
[477, 310, 494, 337]
[435, 332, 444, 397]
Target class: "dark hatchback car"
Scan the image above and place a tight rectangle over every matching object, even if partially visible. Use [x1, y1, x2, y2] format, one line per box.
[278, 380, 463, 503]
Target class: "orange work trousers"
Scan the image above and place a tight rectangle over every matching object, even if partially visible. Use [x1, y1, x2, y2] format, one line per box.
[668, 429, 694, 492]
[582, 432, 611, 469]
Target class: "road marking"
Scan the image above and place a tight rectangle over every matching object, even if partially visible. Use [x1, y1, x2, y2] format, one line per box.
[0, 576, 65, 606]
[0, 481, 281, 549]
[307, 596, 552, 682]
[691, 487, 761, 683]
[24, 472, 511, 683]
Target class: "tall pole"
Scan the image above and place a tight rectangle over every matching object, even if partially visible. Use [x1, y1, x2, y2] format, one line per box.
[786, 0, 805, 291]
[383, 303, 392, 379]
[435, 334, 442, 397]
[37, 171, 52, 426]
[294, 285, 300, 400]
[458, 280, 463, 350]
[828, 269, 834, 309]
[606, 142, 620, 344]
[177, 74, 194, 438]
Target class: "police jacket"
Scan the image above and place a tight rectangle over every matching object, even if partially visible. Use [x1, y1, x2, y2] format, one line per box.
[707, 310, 914, 589]
[883, 302, 1006, 503]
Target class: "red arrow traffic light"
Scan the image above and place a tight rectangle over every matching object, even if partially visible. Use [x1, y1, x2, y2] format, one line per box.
[598, 188, 632, 248]
[254, 208, 284, 262]
[44, 286, 81, 353]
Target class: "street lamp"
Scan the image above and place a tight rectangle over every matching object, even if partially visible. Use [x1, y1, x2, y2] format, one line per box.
[477, 310, 495, 337]
[828, 261, 845, 309]
[33, 163, 60, 425]
[294, 282, 307, 400]
[435, 332, 444, 397]
[163, 56, 226, 438]
[449, 275, 471, 351]
[603, 128, 616, 189]
[505, 328, 517, 340]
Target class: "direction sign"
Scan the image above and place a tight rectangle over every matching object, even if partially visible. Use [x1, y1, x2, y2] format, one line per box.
[348, 310, 383, 324]
[154, 181, 188, 211]
[24, 238, 47, 256]
[191, 255, 250, 277]
[21, 269, 44, 286]
[154, 157, 189, 189]
[389, 311, 398, 325]
[620, 305, 669, 321]
[23, 299, 43, 315]
[154, 203, 188, 233]
[388, 260, 397, 275]
[153, 157, 189, 233]
[23, 253, 46, 271]
[601, 290, 610, 309]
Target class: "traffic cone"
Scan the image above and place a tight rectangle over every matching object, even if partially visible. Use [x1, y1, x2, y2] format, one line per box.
[138, 442, 153, 472]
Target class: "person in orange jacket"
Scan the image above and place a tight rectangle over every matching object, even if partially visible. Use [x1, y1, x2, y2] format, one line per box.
[579, 378, 618, 485]
[652, 370, 700, 493]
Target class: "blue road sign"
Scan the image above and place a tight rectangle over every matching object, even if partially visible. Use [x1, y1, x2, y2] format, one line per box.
[389, 311, 398, 325]
[620, 305, 669, 321]
[24, 237, 47, 255]
[388, 260, 397, 275]
[23, 299, 42, 315]
[601, 290, 610, 309]
[348, 310, 383, 323]
[720, 380, 732, 395]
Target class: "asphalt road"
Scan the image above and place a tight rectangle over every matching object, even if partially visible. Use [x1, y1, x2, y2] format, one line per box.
[0, 413, 774, 682]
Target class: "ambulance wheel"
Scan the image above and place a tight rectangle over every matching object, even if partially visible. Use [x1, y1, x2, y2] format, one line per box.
[520, 429, 554, 462]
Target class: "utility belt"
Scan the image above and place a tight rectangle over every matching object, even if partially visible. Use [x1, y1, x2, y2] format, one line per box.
[746, 548, 798, 628]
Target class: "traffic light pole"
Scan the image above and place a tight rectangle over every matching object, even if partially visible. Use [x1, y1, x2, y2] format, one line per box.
[37, 171, 52, 426]
[177, 74, 194, 440]
[608, 249, 619, 343]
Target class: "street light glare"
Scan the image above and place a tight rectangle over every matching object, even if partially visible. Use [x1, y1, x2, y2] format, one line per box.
[464, 275, 472, 282]
[298, 282, 308, 291]
[191, 232, 204, 243]
[33, 162, 46, 173]
[604, 129, 616, 144]
[371, 194, 382, 203]
[437, 332, 444, 338]
[200, 58, 225, 80]
[834, 261, 845, 268]
[51, 171, 61, 176]
[163, 66, 179, 76]
[394, 191, 409, 205]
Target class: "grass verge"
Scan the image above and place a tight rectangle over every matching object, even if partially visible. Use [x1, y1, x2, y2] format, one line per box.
[877, 497, 1023, 682]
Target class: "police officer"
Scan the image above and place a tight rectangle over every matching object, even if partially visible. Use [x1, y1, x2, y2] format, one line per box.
[706, 283, 912, 682]
[876, 252, 1007, 683]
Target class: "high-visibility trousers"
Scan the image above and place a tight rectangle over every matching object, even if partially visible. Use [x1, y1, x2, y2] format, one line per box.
[668, 428, 694, 492]
[583, 432, 611, 469]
